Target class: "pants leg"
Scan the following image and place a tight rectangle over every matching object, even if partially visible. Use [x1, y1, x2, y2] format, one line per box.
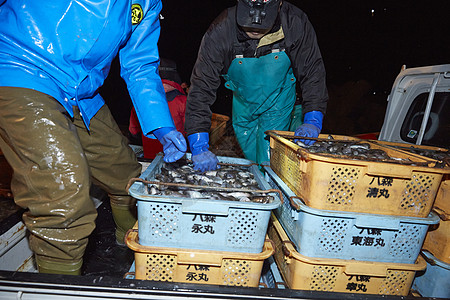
[232, 119, 258, 163]
[73, 104, 141, 243]
[232, 100, 258, 163]
[256, 104, 293, 165]
[288, 104, 303, 132]
[0, 87, 96, 271]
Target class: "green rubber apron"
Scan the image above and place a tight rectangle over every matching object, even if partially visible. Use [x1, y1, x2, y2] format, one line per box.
[223, 50, 297, 164]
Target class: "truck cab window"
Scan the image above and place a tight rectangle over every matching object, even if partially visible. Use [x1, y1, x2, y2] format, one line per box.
[400, 92, 450, 148]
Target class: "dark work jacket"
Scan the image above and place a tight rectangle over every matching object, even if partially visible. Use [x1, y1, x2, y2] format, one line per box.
[185, 1, 328, 135]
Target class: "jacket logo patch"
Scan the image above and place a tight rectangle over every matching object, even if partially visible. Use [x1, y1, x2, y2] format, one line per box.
[131, 4, 143, 25]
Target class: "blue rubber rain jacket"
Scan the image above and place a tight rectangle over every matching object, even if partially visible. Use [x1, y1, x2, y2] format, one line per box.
[0, 0, 174, 135]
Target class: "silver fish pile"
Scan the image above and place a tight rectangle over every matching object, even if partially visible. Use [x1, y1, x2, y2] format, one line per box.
[145, 161, 274, 204]
[407, 148, 449, 161]
[406, 148, 449, 168]
[296, 139, 411, 163]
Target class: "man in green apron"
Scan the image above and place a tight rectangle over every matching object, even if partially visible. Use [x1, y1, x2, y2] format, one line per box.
[185, 0, 328, 170]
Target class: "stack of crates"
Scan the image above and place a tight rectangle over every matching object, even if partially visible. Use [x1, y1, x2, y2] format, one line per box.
[371, 143, 450, 298]
[126, 154, 280, 287]
[264, 131, 449, 296]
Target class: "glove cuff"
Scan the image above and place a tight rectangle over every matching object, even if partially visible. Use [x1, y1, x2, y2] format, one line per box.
[304, 111, 324, 131]
[153, 127, 175, 140]
[188, 132, 210, 156]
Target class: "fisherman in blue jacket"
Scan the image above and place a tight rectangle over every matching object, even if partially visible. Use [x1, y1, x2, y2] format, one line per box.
[0, 0, 187, 275]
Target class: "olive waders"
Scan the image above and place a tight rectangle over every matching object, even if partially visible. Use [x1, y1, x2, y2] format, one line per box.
[0, 87, 141, 275]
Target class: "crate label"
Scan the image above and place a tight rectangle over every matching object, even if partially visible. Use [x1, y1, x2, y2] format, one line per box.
[366, 176, 393, 199]
[185, 265, 211, 282]
[346, 275, 371, 292]
[350, 228, 386, 247]
[191, 214, 216, 235]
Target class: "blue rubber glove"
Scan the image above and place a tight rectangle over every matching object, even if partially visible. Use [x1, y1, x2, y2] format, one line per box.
[294, 111, 324, 146]
[153, 127, 187, 163]
[187, 132, 219, 172]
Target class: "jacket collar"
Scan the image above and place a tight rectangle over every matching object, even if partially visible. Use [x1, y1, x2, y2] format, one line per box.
[257, 26, 284, 49]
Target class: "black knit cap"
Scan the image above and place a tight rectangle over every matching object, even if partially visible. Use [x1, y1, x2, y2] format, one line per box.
[159, 58, 182, 84]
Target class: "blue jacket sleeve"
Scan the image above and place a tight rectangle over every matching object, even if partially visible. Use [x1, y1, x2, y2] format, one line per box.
[118, 0, 174, 137]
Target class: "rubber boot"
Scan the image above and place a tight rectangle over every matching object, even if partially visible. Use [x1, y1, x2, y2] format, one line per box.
[35, 255, 82, 275]
[110, 203, 137, 245]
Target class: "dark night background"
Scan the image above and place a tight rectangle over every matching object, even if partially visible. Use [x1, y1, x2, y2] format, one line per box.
[101, 0, 450, 137]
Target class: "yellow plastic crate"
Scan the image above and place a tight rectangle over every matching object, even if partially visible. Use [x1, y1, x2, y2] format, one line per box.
[267, 130, 449, 218]
[268, 214, 426, 296]
[125, 226, 274, 287]
[423, 208, 450, 264]
[371, 141, 450, 214]
[210, 113, 229, 146]
[435, 175, 450, 213]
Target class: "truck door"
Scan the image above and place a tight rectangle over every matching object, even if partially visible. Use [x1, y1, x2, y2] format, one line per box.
[379, 64, 450, 148]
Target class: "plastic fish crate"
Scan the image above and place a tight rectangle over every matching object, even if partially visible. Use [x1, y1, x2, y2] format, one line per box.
[267, 130, 449, 218]
[124, 254, 286, 289]
[259, 256, 287, 289]
[264, 166, 439, 264]
[128, 154, 281, 253]
[412, 250, 450, 298]
[435, 175, 449, 213]
[125, 228, 274, 287]
[422, 208, 450, 264]
[123, 256, 287, 289]
[268, 214, 426, 296]
[372, 141, 450, 214]
[210, 113, 230, 146]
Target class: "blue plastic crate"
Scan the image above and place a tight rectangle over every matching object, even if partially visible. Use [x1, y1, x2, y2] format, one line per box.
[263, 166, 440, 264]
[259, 256, 286, 289]
[412, 251, 450, 298]
[128, 155, 281, 253]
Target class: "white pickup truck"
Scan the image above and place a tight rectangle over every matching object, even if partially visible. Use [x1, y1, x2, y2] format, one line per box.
[379, 64, 449, 149]
[1, 65, 448, 299]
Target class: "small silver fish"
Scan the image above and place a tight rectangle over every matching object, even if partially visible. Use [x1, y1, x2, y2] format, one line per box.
[204, 170, 218, 177]
[296, 140, 307, 148]
[148, 185, 159, 195]
[185, 190, 204, 198]
[228, 192, 252, 198]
